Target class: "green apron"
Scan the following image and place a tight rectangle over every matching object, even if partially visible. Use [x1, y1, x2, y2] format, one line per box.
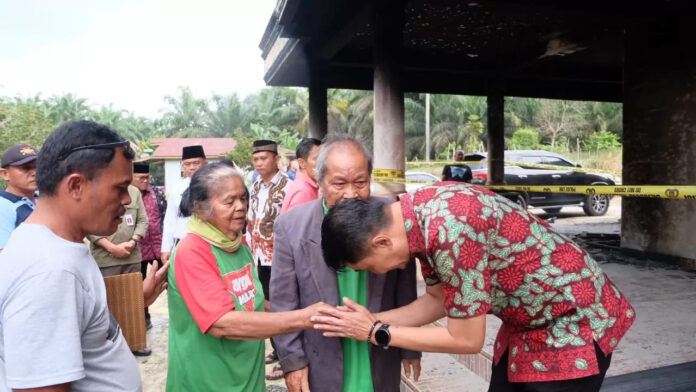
[166, 241, 265, 392]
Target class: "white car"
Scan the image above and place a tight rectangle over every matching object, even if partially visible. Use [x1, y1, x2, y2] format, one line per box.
[404, 171, 439, 193]
[371, 171, 439, 194]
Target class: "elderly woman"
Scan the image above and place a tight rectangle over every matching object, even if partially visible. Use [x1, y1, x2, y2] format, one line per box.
[166, 163, 320, 391]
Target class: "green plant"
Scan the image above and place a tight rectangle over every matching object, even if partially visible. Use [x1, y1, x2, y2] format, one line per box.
[583, 131, 622, 151]
[509, 127, 540, 150]
[227, 129, 254, 168]
[276, 129, 301, 150]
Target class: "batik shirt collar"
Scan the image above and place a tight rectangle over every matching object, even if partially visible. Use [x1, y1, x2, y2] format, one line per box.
[255, 170, 284, 188]
[399, 193, 426, 256]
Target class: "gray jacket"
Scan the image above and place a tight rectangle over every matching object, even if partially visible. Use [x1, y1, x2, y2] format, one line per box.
[270, 198, 420, 392]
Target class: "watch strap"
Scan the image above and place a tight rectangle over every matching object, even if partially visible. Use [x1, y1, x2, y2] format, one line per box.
[376, 323, 391, 349]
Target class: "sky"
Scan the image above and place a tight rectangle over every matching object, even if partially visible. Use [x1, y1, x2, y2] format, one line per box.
[0, 0, 277, 117]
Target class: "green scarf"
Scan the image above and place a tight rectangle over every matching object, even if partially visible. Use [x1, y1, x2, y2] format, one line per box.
[187, 214, 242, 253]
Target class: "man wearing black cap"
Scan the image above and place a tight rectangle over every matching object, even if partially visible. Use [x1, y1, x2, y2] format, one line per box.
[161, 145, 207, 263]
[247, 139, 291, 380]
[0, 144, 39, 253]
[132, 161, 167, 329]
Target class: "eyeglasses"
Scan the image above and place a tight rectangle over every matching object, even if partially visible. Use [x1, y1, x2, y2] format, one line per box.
[58, 141, 132, 161]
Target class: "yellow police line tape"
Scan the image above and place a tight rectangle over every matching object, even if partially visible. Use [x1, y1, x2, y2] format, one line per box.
[484, 185, 696, 199]
[371, 176, 696, 199]
[404, 160, 619, 175]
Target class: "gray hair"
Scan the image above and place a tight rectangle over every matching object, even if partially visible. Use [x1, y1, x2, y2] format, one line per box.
[179, 162, 247, 218]
[315, 133, 373, 183]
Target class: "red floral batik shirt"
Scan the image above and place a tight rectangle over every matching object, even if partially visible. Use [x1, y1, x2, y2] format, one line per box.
[401, 183, 635, 382]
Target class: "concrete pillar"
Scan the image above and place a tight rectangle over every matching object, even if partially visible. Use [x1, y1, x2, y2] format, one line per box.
[622, 17, 696, 261]
[372, 0, 405, 195]
[487, 92, 505, 185]
[308, 77, 328, 139]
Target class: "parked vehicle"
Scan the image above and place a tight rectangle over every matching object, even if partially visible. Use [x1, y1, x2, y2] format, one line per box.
[370, 171, 439, 195]
[405, 171, 439, 193]
[464, 150, 615, 216]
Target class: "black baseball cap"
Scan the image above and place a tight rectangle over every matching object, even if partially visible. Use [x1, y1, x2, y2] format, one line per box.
[1, 144, 38, 168]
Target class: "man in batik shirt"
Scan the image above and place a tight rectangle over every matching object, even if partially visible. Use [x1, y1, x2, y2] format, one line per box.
[246, 139, 291, 380]
[315, 183, 635, 392]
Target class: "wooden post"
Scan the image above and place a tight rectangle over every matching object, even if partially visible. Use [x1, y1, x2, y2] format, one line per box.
[425, 93, 431, 162]
[308, 70, 328, 139]
[372, 0, 405, 195]
[487, 92, 505, 185]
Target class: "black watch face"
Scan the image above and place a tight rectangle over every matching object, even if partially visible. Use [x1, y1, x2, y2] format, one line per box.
[375, 325, 390, 346]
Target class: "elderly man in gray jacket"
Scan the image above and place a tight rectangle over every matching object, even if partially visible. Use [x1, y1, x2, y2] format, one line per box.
[271, 134, 421, 392]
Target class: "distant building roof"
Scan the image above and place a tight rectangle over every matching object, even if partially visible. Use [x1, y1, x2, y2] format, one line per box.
[150, 138, 237, 159]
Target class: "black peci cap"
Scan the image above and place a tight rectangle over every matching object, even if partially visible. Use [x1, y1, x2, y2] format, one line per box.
[182, 145, 206, 160]
[133, 161, 150, 173]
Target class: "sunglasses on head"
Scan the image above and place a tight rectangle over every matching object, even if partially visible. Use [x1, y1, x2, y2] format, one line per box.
[57, 141, 132, 161]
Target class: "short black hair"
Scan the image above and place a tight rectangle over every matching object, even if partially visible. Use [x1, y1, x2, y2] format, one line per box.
[36, 120, 134, 196]
[321, 198, 390, 271]
[296, 138, 321, 160]
[442, 164, 473, 183]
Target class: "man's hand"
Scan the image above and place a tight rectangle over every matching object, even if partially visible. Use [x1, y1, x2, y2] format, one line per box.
[161, 251, 171, 264]
[402, 359, 422, 382]
[143, 260, 169, 307]
[311, 297, 376, 340]
[109, 243, 131, 259]
[284, 366, 310, 392]
[122, 240, 136, 253]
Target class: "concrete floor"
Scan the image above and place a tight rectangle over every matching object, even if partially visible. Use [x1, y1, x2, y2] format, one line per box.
[601, 263, 696, 376]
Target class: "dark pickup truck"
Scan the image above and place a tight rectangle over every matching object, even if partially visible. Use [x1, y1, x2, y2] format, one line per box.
[465, 150, 615, 216]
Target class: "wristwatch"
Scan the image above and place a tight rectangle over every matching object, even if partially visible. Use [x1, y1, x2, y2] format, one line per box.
[374, 323, 391, 350]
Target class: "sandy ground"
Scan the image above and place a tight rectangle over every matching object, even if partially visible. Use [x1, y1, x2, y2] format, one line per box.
[137, 199, 624, 391]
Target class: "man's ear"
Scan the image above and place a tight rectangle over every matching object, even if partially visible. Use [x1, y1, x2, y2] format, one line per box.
[297, 158, 307, 170]
[0, 168, 9, 181]
[64, 173, 87, 199]
[371, 233, 393, 250]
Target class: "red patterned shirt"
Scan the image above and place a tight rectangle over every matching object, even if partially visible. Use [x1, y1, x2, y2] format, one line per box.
[401, 183, 635, 382]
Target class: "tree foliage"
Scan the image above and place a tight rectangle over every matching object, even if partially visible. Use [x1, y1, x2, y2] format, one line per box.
[510, 128, 540, 150]
[226, 129, 254, 168]
[1, 87, 623, 166]
[0, 98, 55, 153]
[583, 131, 622, 151]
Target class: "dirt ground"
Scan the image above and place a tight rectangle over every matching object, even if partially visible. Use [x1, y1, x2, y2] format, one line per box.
[137, 198, 623, 391]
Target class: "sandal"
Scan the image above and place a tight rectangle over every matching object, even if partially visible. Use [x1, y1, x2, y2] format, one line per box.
[265, 351, 278, 364]
[265, 364, 284, 381]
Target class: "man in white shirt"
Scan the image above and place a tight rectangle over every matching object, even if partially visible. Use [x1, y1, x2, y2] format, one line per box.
[0, 120, 167, 392]
[160, 145, 207, 263]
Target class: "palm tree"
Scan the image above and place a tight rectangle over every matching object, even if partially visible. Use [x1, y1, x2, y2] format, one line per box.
[404, 93, 426, 160]
[294, 88, 350, 137]
[161, 86, 207, 137]
[202, 93, 243, 137]
[45, 93, 90, 123]
[242, 88, 306, 135]
[584, 101, 622, 137]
